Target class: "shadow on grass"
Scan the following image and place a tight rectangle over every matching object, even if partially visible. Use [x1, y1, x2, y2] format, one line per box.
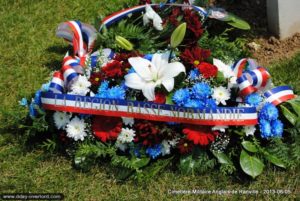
[46, 45, 70, 55]
[44, 45, 71, 71]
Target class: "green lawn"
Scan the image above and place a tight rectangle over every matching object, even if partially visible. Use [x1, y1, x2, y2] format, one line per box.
[0, 0, 299, 200]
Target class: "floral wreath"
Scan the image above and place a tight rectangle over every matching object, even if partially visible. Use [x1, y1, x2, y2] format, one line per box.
[21, 0, 299, 179]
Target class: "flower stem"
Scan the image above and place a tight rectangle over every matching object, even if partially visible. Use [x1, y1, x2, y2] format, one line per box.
[168, 48, 173, 63]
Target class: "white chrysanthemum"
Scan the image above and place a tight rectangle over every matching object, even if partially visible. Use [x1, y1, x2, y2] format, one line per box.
[122, 117, 134, 127]
[212, 126, 228, 133]
[212, 86, 231, 105]
[53, 112, 70, 129]
[244, 126, 256, 136]
[70, 75, 91, 96]
[115, 141, 128, 152]
[161, 140, 171, 156]
[117, 128, 136, 143]
[66, 117, 87, 141]
[168, 138, 179, 147]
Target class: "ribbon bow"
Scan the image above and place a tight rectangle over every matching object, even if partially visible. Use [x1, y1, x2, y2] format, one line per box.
[49, 21, 114, 93]
[234, 58, 296, 106]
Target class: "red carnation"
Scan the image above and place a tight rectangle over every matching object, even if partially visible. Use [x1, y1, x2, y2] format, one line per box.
[184, 9, 204, 40]
[177, 139, 194, 154]
[182, 125, 218, 146]
[180, 46, 211, 67]
[89, 71, 103, 86]
[134, 120, 161, 146]
[92, 116, 122, 142]
[167, 7, 181, 26]
[197, 62, 218, 79]
[101, 60, 123, 78]
[153, 92, 166, 104]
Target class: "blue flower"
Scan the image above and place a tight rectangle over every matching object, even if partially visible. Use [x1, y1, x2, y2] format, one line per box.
[271, 119, 283, 137]
[205, 99, 217, 109]
[34, 90, 42, 106]
[19, 98, 28, 106]
[191, 82, 212, 100]
[172, 88, 190, 106]
[146, 144, 162, 159]
[41, 82, 50, 92]
[107, 86, 126, 99]
[29, 102, 38, 118]
[188, 69, 200, 80]
[259, 103, 279, 121]
[259, 119, 272, 138]
[98, 81, 109, 93]
[127, 68, 136, 74]
[245, 93, 262, 107]
[120, 81, 128, 91]
[184, 99, 205, 108]
[144, 54, 153, 61]
[96, 81, 110, 98]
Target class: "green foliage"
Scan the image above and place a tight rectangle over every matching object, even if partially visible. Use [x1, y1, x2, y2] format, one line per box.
[212, 151, 236, 175]
[179, 149, 217, 175]
[225, 13, 251, 30]
[241, 141, 258, 153]
[198, 30, 249, 63]
[98, 20, 165, 53]
[240, 150, 264, 179]
[40, 139, 57, 153]
[266, 138, 297, 169]
[134, 157, 173, 182]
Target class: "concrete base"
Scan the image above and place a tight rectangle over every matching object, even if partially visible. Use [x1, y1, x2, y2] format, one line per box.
[267, 0, 300, 39]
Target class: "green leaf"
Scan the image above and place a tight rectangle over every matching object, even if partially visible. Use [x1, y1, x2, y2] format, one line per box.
[170, 23, 187, 48]
[131, 157, 150, 169]
[166, 93, 174, 105]
[212, 151, 233, 165]
[242, 141, 258, 153]
[179, 155, 195, 174]
[216, 71, 226, 83]
[280, 105, 297, 125]
[240, 150, 264, 178]
[288, 101, 300, 116]
[226, 13, 250, 30]
[264, 153, 286, 168]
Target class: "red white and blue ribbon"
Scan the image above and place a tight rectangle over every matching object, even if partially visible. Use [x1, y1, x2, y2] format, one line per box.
[55, 21, 116, 91]
[264, 86, 296, 106]
[41, 92, 258, 126]
[100, 4, 207, 31]
[49, 71, 64, 94]
[234, 58, 270, 96]
[57, 21, 97, 56]
[234, 58, 296, 105]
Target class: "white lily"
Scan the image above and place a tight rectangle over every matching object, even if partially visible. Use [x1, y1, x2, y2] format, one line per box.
[125, 52, 186, 101]
[213, 58, 235, 79]
[213, 58, 237, 88]
[143, 4, 163, 31]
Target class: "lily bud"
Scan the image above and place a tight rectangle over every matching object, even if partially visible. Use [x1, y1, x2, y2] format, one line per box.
[170, 23, 187, 48]
[115, 36, 134, 51]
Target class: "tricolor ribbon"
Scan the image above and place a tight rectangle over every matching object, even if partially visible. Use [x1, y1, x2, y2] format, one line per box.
[264, 86, 296, 106]
[233, 58, 296, 105]
[41, 92, 258, 126]
[99, 4, 208, 31]
[52, 21, 115, 93]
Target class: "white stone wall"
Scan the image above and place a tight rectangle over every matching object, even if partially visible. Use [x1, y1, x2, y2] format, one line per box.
[267, 0, 300, 39]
